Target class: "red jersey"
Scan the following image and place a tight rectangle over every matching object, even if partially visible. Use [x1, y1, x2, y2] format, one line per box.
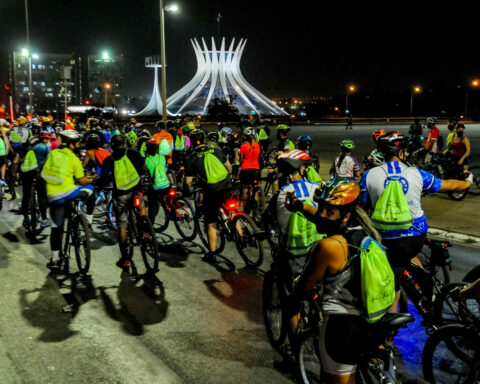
[240, 141, 260, 170]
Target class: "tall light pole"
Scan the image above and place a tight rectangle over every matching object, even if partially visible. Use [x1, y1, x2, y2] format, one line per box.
[410, 86, 422, 116]
[104, 83, 111, 107]
[159, 1, 178, 123]
[465, 79, 480, 117]
[24, 0, 33, 114]
[345, 84, 356, 115]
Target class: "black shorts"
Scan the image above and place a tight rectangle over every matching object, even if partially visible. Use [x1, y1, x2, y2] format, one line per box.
[239, 169, 261, 186]
[203, 188, 230, 224]
[0, 156, 5, 168]
[383, 234, 426, 290]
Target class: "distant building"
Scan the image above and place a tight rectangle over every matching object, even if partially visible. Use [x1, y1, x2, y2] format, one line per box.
[11, 50, 81, 114]
[87, 53, 124, 108]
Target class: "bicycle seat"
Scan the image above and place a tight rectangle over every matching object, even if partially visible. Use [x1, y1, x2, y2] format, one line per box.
[379, 313, 415, 327]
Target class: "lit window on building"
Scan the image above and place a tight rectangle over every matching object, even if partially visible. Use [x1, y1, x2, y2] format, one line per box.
[23, 87, 29, 92]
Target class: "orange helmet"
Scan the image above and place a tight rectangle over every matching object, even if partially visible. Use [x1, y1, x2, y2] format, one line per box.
[314, 177, 360, 207]
[372, 129, 387, 142]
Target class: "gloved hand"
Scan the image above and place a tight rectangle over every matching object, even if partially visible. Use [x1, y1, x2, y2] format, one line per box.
[285, 191, 303, 212]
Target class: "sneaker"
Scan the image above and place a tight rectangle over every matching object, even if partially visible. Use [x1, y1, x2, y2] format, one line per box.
[116, 259, 131, 271]
[47, 259, 60, 271]
[202, 251, 216, 263]
[41, 219, 51, 228]
[0, 179, 7, 187]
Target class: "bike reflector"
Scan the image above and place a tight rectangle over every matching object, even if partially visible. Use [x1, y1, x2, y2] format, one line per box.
[225, 199, 238, 211]
[168, 188, 176, 197]
[134, 194, 142, 207]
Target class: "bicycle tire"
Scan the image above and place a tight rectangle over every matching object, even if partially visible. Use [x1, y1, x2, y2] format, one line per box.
[139, 216, 160, 272]
[126, 215, 136, 260]
[195, 210, 226, 254]
[433, 282, 480, 326]
[252, 185, 267, 224]
[296, 330, 322, 384]
[153, 203, 170, 233]
[26, 183, 38, 235]
[73, 214, 91, 275]
[262, 270, 288, 353]
[173, 197, 196, 241]
[422, 324, 480, 384]
[468, 165, 480, 195]
[448, 189, 468, 201]
[232, 213, 264, 268]
[464, 265, 480, 283]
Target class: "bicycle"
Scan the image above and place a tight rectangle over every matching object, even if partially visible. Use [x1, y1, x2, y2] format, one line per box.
[236, 179, 266, 225]
[60, 198, 92, 275]
[24, 175, 41, 236]
[81, 187, 116, 230]
[153, 187, 196, 241]
[124, 190, 160, 274]
[194, 189, 264, 268]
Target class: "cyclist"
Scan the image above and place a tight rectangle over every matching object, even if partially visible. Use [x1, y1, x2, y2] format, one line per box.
[136, 128, 151, 157]
[330, 139, 361, 180]
[360, 131, 473, 311]
[180, 125, 192, 154]
[21, 132, 52, 228]
[275, 124, 295, 153]
[239, 127, 261, 210]
[145, 139, 170, 226]
[409, 118, 423, 150]
[446, 116, 460, 147]
[41, 130, 96, 270]
[286, 177, 383, 383]
[443, 123, 470, 170]
[206, 131, 220, 149]
[372, 129, 387, 145]
[256, 125, 271, 154]
[82, 132, 111, 176]
[275, 149, 313, 190]
[296, 135, 321, 182]
[364, 148, 385, 170]
[0, 119, 10, 186]
[98, 134, 147, 271]
[425, 116, 443, 157]
[153, 121, 173, 164]
[219, 127, 240, 173]
[184, 129, 232, 262]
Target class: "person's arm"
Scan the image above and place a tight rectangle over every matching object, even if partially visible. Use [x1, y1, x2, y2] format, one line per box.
[285, 191, 318, 222]
[458, 137, 470, 165]
[224, 160, 232, 174]
[439, 179, 471, 193]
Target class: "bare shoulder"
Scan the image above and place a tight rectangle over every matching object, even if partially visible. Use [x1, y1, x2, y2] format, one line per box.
[317, 236, 347, 257]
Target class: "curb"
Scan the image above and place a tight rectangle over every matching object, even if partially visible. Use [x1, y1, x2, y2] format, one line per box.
[428, 227, 480, 246]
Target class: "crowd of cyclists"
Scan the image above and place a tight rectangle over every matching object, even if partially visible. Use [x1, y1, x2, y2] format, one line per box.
[0, 112, 479, 383]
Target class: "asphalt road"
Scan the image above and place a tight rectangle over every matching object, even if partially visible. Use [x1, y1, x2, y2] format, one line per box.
[0, 122, 479, 383]
[0, 193, 479, 383]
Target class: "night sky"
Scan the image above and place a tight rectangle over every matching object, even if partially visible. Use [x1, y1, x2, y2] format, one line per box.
[1, 0, 480, 100]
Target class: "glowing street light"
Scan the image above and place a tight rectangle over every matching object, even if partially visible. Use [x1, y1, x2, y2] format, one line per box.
[159, 1, 179, 122]
[472, 79, 480, 87]
[104, 83, 111, 107]
[465, 79, 480, 117]
[345, 84, 356, 115]
[102, 51, 110, 60]
[410, 86, 422, 116]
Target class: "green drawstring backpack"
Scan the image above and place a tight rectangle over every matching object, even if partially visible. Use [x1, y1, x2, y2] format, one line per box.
[203, 150, 228, 184]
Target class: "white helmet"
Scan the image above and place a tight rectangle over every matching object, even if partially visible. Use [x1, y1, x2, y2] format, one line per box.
[59, 130, 82, 144]
[243, 127, 256, 137]
[426, 117, 437, 125]
[0, 119, 8, 126]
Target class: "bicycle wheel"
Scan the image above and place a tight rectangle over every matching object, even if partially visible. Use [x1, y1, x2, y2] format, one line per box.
[139, 216, 159, 272]
[464, 265, 480, 283]
[296, 330, 322, 384]
[126, 216, 136, 260]
[262, 270, 288, 353]
[172, 197, 196, 241]
[251, 185, 267, 224]
[26, 183, 38, 235]
[73, 214, 91, 275]
[433, 283, 480, 326]
[233, 213, 264, 268]
[153, 203, 170, 233]
[195, 210, 225, 254]
[422, 324, 480, 384]
[106, 201, 117, 230]
[82, 192, 106, 218]
[468, 165, 480, 195]
[448, 189, 468, 201]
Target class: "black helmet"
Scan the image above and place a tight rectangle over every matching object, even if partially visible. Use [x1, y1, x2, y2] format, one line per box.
[146, 139, 159, 156]
[190, 129, 206, 147]
[296, 135, 313, 151]
[377, 131, 408, 156]
[139, 129, 151, 138]
[86, 132, 101, 149]
[207, 132, 218, 142]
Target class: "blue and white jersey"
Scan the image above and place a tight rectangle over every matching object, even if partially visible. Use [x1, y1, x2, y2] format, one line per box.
[360, 161, 442, 239]
[277, 179, 319, 235]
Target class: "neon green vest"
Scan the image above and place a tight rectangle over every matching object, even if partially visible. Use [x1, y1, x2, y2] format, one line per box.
[139, 141, 147, 156]
[257, 128, 268, 141]
[41, 149, 74, 185]
[113, 151, 140, 191]
[21, 149, 38, 172]
[158, 139, 171, 155]
[9, 130, 23, 144]
[174, 135, 185, 151]
[0, 138, 5, 157]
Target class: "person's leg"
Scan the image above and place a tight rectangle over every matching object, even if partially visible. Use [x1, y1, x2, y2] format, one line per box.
[49, 202, 66, 268]
[148, 190, 160, 224]
[112, 193, 131, 267]
[207, 222, 218, 253]
[21, 172, 33, 221]
[35, 176, 48, 221]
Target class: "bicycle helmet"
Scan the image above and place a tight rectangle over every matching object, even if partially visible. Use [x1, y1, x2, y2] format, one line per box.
[277, 149, 311, 175]
[340, 139, 355, 150]
[220, 127, 233, 136]
[243, 127, 256, 138]
[314, 177, 360, 207]
[368, 149, 385, 166]
[207, 132, 219, 142]
[39, 131, 51, 139]
[372, 129, 386, 142]
[426, 117, 437, 125]
[182, 125, 191, 133]
[276, 124, 291, 131]
[296, 135, 313, 151]
[139, 129, 151, 138]
[146, 138, 159, 156]
[85, 132, 101, 149]
[190, 129, 206, 147]
[377, 131, 408, 155]
[59, 130, 82, 145]
[0, 119, 8, 126]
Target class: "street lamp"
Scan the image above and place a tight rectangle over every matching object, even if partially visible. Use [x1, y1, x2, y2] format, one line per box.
[24, 0, 33, 114]
[159, 1, 179, 122]
[345, 84, 356, 115]
[104, 83, 111, 107]
[410, 86, 422, 116]
[465, 79, 480, 117]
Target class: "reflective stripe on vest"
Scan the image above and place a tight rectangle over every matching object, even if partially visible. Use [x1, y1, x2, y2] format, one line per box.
[113, 151, 140, 191]
[41, 149, 74, 185]
[174, 135, 185, 150]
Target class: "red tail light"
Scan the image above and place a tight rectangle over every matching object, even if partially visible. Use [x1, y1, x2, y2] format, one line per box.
[134, 194, 142, 207]
[225, 199, 239, 211]
[168, 188, 176, 197]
